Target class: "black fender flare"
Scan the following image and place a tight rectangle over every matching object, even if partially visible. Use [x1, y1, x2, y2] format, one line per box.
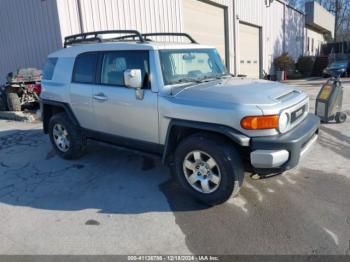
[41, 99, 80, 133]
[162, 119, 250, 163]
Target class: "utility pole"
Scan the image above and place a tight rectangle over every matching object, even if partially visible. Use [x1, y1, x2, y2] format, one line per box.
[334, 0, 339, 42]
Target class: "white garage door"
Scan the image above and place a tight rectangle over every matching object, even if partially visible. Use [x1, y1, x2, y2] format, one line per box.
[183, 0, 226, 63]
[239, 23, 261, 79]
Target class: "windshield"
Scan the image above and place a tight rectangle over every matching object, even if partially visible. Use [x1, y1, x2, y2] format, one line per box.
[159, 49, 228, 85]
[329, 61, 348, 68]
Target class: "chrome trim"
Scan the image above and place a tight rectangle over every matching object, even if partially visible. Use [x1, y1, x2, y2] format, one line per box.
[279, 98, 309, 134]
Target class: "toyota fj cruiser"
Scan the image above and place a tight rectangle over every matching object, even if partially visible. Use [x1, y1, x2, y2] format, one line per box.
[41, 30, 320, 205]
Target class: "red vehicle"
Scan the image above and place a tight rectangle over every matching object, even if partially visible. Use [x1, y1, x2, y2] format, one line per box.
[0, 68, 42, 111]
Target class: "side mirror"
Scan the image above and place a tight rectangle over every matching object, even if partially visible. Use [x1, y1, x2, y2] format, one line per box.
[124, 69, 144, 100]
[124, 69, 143, 89]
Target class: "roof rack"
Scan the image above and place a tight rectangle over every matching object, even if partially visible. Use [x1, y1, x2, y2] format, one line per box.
[64, 30, 145, 48]
[142, 33, 198, 44]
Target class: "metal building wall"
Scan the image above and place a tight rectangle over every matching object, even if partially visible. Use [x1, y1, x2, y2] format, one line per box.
[55, 0, 235, 72]
[285, 6, 305, 60]
[235, 0, 304, 75]
[0, 0, 62, 84]
[0, 0, 306, 82]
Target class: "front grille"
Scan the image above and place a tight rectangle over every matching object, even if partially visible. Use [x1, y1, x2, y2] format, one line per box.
[279, 98, 309, 133]
[291, 104, 307, 123]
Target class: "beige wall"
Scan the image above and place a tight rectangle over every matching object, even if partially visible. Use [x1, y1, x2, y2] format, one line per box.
[305, 27, 325, 56]
[305, 1, 335, 38]
[235, 0, 304, 75]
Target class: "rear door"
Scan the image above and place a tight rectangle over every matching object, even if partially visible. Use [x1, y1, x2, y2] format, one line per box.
[92, 50, 159, 145]
[70, 52, 99, 130]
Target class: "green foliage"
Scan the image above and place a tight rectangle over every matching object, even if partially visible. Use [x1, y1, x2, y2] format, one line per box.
[296, 56, 314, 76]
[274, 53, 295, 71]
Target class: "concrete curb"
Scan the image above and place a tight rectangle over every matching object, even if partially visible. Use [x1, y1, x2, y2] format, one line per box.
[0, 110, 41, 122]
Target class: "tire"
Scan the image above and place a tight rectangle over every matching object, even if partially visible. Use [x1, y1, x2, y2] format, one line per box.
[6, 92, 21, 111]
[335, 112, 347, 123]
[173, 133, 244, 206]
[48, 112, 87, 159]
[0, 95, 6, 111]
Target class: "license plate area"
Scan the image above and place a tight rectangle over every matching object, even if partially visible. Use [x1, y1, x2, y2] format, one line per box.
[291, 105, 306, 123]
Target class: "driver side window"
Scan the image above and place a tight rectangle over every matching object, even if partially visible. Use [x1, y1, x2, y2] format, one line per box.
[100, 51, 150, 88]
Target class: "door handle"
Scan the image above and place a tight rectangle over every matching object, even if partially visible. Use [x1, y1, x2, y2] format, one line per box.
[93, 93, 108, 102]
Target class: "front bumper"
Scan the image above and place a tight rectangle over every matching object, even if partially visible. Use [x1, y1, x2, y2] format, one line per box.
[250, 114, 320, 173]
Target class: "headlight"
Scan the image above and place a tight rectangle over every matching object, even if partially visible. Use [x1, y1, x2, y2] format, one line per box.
[279, 112, 290, 133]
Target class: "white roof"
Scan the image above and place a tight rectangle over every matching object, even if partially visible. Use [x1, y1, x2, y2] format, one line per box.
[49, 41, 214, 58]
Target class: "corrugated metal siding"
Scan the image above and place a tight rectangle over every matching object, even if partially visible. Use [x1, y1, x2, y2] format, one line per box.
[235, 0, 304, 74]
[56, 0, 183, 39]
[0, 0, 235, 84]
[0, 0, 308, 83]
[285, 6, 305, 60]
[0, 0, 62, 84]
[56, 0, 235, 72]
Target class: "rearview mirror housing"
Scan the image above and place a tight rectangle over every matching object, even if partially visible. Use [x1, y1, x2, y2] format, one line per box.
[124, 69, 143, 89]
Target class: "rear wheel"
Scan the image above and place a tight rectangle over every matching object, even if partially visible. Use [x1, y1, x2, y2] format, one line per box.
[173, 133, 244, 205]
[335, 112, 347, 123]
[48, 112, 87, 159]
[0, 94, 6, 111]
[6, 92, 21, 111]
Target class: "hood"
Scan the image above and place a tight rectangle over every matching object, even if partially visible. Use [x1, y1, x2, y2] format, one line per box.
[172, 77, 300, 107]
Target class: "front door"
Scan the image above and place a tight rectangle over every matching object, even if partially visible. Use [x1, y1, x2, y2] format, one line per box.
[92, 51, 159, 145]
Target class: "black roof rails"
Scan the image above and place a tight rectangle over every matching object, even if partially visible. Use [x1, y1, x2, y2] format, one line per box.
[142, 33, 198, 44]
[64, 30, 145, 48]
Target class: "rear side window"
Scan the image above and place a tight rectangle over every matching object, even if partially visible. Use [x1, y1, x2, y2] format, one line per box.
[72, 53, 98, 84]
[43, 57, 58, 80]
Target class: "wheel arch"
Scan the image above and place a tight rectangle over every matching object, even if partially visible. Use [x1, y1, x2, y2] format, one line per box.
[41, 99, 80, 134]
[162, 119, 250, 164]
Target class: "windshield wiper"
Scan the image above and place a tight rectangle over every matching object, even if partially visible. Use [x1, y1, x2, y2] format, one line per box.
[198, 74, 227, 82]
[177, 78, 202, 84]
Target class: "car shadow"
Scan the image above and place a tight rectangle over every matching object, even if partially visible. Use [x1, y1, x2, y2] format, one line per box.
[0, 128, 209, 214]
[318, 125, 350, 160]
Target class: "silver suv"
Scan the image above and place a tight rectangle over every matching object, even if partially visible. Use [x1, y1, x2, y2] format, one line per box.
[41, 30, 320, 205]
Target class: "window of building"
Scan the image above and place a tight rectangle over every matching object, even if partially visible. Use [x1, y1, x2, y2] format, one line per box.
[43, 57, 58, 80]
[72, 53, 98, 84]
[311, 38, 314, 53]
[307, 37, 310, 52]
[100, 51, 149, 88]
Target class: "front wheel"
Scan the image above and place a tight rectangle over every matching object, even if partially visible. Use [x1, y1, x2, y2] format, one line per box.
[0, 94, 6, 111]
[6, 92, 21, 111]
[173, 133, 244, 206]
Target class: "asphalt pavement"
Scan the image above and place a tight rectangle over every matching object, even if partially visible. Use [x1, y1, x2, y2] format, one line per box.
[0, 78, 349, 255]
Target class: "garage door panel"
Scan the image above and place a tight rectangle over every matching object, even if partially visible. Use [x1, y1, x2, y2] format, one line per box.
[239, 23, 260, 79]
[183, 0, 226, 62]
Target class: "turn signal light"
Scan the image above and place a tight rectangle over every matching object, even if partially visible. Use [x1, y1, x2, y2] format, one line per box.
[241, 115, 279, 130]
